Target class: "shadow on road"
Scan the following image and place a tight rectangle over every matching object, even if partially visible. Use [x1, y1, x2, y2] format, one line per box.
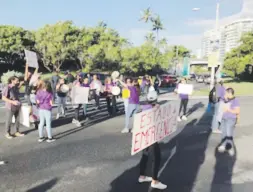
[210, 142, 237, 192]
[186, 102, 205, 117]
[109, 102, 213, 192]
[26, 178, 59, 192]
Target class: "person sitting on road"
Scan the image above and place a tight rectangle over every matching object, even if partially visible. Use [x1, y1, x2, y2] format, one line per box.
[138, 91, 167, 190]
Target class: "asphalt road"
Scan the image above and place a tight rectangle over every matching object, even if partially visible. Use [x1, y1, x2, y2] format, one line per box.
[1, 93, 253, 192]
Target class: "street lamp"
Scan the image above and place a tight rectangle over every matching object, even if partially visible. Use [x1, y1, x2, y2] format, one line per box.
[192, 1, 221, 90]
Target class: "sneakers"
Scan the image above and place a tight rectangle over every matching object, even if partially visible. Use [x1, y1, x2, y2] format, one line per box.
[138, 176, 152, 183]
[56, 113, 60, 120]
[177, 116, 181, 122]
[121, 128, 130, 133]
[72, 119, 77, 123]
[212, 129, 222, 134]
[14, 132, 25, 137]
[38, 137, 46, 142]
[47, 138, 56, 143]
[5, 133, 13, 139]
[0, 161, 5, 165]
[151, 182, 167, 190]
[228, 148, 235, 156]
[218, 145, 226, 153]
[182, 115, 187, 121]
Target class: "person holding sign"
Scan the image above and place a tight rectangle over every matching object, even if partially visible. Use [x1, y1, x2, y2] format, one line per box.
[137, 91, 167, 190]
[117, 78, 140, 133]
[90, 74, 103, 110]
[174, 78, 189, 122]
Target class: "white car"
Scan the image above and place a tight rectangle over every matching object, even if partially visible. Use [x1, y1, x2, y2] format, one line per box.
[196, 76, 204, 83]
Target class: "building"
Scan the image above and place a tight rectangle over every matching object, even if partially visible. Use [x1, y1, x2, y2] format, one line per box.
[201, 18, 253, 62]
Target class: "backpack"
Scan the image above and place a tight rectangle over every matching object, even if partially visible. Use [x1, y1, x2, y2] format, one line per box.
[209, 87, 218, 104]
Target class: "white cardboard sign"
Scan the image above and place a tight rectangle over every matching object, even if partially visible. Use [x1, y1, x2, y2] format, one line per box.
[24, 50, 39, 68]
[71, 86, 89, 104]
[12, 105, 32, 127]
[177, 84, 193, 95]
[131, 102, 178, 155]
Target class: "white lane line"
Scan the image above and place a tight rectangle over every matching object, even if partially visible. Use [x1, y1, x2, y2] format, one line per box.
[158, 146, 177, 177]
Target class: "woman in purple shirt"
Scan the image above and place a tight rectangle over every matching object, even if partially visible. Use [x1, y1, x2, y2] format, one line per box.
[117, 78, 139, 133]
[36, 81, 55, 142]
[175, 78, 189, 122]
[218, 88, 240, 156]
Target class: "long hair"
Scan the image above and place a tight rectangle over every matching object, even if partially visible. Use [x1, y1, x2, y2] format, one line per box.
[45, 81, 53, 94]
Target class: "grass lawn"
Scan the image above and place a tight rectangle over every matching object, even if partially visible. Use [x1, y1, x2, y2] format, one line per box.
[193, 81, 253, 96]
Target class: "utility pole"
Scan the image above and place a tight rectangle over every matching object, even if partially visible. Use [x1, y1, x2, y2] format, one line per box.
[174, 45, 179, 75]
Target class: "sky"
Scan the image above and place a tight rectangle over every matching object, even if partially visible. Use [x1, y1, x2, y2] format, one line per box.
[0, 0, 250, 52]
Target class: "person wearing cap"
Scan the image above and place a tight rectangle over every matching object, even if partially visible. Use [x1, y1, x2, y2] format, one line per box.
[211, 79, 226, 133]
[137, 91, 167, 190]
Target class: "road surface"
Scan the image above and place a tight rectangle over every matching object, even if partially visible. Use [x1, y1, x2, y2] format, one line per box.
[1, 95, 253, 192]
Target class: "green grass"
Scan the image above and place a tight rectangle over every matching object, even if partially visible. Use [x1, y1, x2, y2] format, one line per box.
[193, 81, 253, 96]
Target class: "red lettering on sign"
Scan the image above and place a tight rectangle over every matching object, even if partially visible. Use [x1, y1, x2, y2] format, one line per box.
[141, 129, 149, 146]
[133, 133, 141, 153]
[150, 125, 156, 144]
[164, 119, 169, 136]
[155, 108, 162, 122]
[140, 114, 146, 129]
[146, 111, 152, 127]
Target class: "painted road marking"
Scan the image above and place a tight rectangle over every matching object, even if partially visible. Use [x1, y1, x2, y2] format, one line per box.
[158, 146, 177, 177]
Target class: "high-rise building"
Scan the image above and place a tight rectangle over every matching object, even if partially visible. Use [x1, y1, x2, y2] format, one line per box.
[201, 18, 253, 61]
[201, 0, 253, 62]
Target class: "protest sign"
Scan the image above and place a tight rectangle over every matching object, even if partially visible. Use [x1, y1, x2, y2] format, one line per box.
[71, 86, 89, 104]
[12, 105, 31, 127]
[177, 84, 193, 95]
[131, 102, 178, 155]
[24, 50, 39, 68]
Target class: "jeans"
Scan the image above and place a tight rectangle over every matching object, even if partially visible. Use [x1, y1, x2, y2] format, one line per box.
[57, 96, 66, 115]
[140, 143, 161, 180]
[212, 102, 220, 130]
[94, 94, 100, 108]
[6, 109, 20, 134]
[83, 104, 87, 116]
[106, 96, 117, 115]
[125, 103, 138, 130]
[38, 109, 52, 138]
[123, 98, 129, 114]
[74, 104, 82, 121]
[220, 118, 236, 139]
[179, 99, 188, 116]
[220, 118, 236, 148]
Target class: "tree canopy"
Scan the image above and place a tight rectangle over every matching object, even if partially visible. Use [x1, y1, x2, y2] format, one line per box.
[223, 32, 253, 77]
[0, 21, 190, 75]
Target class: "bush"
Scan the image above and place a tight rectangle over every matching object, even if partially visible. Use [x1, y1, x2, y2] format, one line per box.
[1, 70, 24, 85]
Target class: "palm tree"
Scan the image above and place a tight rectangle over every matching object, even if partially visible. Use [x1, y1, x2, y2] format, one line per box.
[151, 15, 164, 43]
[139, 7, 152, 23]
[145, 32, 155, 43]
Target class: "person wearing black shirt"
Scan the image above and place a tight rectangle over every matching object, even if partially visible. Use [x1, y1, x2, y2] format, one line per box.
[56, 78, 67, 119]
[51, 71, 60, 101]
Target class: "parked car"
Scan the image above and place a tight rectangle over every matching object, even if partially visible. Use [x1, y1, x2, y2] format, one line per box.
[189, 74, 196, 81]
[204, 75, 211, 84]
[160, 74, 177, 87]
[196, 75, 204, 83]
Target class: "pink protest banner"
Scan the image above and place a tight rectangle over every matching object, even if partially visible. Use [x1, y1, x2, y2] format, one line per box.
[131, 102, 178, 155]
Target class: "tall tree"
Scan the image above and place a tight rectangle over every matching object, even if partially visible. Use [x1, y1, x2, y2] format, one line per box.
[139, 7, 152, 23]
[145, 32, 155, 43]
[0, 25, 34, 65]
[35, 21, 79, 71]
[151, 15, 164, 42]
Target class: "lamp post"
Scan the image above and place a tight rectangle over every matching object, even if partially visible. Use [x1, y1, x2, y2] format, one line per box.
[193, 1, 221, 90]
